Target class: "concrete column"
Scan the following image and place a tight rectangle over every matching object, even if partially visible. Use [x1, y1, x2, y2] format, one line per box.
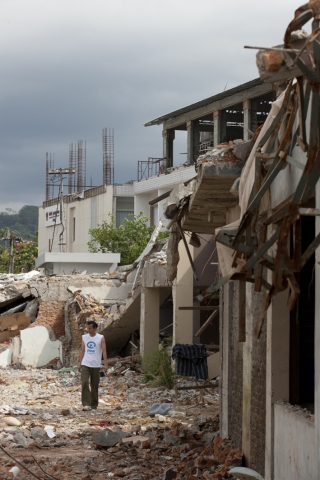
[242, 283, 254, 466]
[172, 240, 194, 345]
[162, 129, 175, 168]
[219, 110, 227, 143]
[140, 287, 160, 356]
[315, 180, 320, 477]
[213, 111, 220, 147]
[134, 193, 151, 225]
[243, 99, 251, 141]
[187, 120, 200, 165]
[264, 287, 290, 480]
[220, 281, 232, 438]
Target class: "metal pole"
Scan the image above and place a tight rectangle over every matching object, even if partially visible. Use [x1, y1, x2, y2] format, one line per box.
[8, 233, 14, 274]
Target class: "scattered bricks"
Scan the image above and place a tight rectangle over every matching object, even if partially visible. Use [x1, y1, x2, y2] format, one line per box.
[140, 440, 151, 449]
[213, 435, 243, 467]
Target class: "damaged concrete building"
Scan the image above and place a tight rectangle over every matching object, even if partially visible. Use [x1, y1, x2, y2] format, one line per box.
[141, 3, 320, 480]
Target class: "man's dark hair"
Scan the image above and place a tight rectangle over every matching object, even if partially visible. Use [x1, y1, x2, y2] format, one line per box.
[87, 320, 98, 329]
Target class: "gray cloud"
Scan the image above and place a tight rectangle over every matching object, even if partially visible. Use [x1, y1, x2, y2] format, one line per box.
[0, 0, 299, 210]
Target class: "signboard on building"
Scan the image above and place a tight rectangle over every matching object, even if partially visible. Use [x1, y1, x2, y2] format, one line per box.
[45, 205, 61, 227]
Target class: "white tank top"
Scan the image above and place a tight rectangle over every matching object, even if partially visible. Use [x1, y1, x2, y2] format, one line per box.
[81, 333, 103, 368]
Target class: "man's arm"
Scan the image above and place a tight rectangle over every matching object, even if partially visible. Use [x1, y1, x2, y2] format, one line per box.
[101, 336, 108, 373]
[78, 341, 85, 371]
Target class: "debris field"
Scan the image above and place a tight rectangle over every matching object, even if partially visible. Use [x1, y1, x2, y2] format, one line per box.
[0, 357, 243, 479]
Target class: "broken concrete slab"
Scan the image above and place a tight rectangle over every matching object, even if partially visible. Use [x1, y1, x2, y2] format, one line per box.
[20, 325, 62, 368]
[0, 344, 12, 367]
[163, 182, 195, 219]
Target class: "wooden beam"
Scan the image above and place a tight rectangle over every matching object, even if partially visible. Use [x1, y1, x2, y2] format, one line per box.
[149, 190, 172, 206]
[177, 222, 199, 281]
[194, 310, 219, 339]
[179, 306, 219, 311]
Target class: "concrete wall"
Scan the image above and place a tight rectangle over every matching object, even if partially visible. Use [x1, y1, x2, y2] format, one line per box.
[38, 186, 115, 255]
[20, 325, 62, 367]
[51, 262, 115, 275]
[274, 403, 316, 480]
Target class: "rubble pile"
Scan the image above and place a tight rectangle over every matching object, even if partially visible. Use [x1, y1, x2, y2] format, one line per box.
[196, 140, 250, 167]
[146, 240, 168, 266]
[0, 358, 242, 479]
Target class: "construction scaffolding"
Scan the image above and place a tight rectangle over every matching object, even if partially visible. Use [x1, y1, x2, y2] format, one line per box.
[68, 143, 76, 194]
[102, 128, 114, 186]
[76, 140, 86, 192]
[45, 153, 55, 201]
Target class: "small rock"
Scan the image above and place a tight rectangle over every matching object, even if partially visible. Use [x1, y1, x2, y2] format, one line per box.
[162, 469, 177, 480]
[202, 431, 218, 445]
[169, 411, 186, 418]
[14, 432, 29, 447]
[92, 428, 124, 447]
[198, 414, 206, 426]
[2, 417, 21, 427]
[31, 426, 47, 441]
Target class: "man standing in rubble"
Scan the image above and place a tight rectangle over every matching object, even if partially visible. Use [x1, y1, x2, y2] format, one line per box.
[78, 320, 108, 411]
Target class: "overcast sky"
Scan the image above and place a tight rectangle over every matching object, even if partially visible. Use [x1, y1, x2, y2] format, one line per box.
[0, 0, 301, 211]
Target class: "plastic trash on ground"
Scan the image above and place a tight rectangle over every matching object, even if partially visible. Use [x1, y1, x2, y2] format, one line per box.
[149, 403, 172, 417]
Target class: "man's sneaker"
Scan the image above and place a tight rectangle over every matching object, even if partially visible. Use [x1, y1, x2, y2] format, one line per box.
[83, 406, 91, 411]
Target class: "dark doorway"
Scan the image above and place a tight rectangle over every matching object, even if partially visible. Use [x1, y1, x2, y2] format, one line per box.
[290, 215, 315, 409]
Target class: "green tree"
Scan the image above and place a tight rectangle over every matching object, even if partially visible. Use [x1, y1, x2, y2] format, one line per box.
[0, 229, 38, 273]
[0, 205, 38, 241]
[88, 214, 168, 266]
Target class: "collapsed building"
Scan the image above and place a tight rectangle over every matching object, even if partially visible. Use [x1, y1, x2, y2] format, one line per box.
[141, 3, 320, 480]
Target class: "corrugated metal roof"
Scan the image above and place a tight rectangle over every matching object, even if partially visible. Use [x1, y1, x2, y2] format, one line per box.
[144, 78, 267, 127]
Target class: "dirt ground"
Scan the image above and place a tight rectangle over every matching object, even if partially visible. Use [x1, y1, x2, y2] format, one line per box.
[0, 360, 241, 479]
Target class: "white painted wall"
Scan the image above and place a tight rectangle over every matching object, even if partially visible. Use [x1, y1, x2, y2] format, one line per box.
[133, 165, 195, 194]
[20, 326, 62, 368]
[38, 185, 123, 256]
[36, 252, 120, 275]
[274, 403, 316, 480]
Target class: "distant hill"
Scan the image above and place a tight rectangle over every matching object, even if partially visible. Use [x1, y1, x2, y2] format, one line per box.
[0, 205, 38, 240]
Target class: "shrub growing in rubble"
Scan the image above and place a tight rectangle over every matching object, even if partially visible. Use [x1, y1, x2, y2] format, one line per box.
[88, 213, 169, 266]
[142, 346, 174, 389]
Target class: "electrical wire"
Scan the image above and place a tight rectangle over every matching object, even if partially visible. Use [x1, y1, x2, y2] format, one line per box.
[50, 183, 61, 252]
